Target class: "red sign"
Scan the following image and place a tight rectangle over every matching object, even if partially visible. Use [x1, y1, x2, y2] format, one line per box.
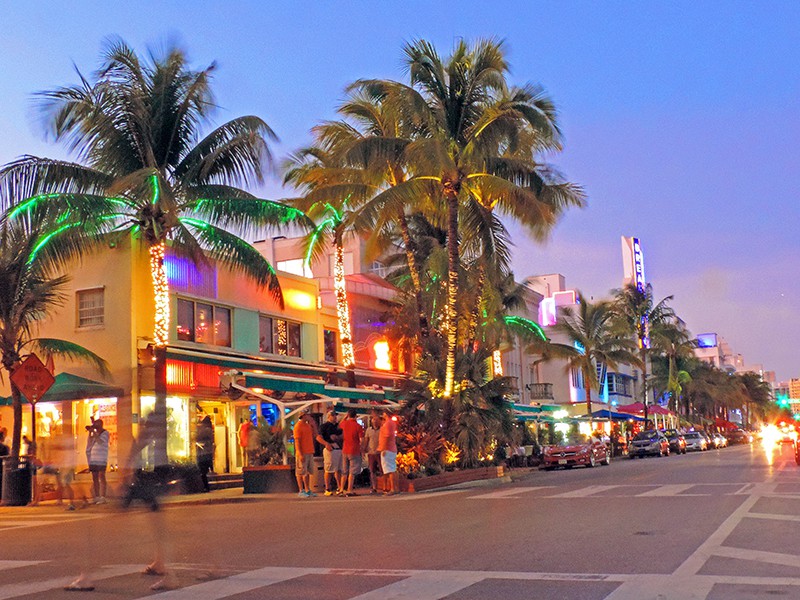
[10, 354, 55, 404]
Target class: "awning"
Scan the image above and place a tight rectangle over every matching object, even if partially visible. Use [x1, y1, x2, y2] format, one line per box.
[234, 370, 397, 404]
[0, 372, 124, 405]
[591, 409, 645, 421]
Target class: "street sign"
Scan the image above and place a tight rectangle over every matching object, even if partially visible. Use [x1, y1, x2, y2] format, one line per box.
[10, 354, 55, 403]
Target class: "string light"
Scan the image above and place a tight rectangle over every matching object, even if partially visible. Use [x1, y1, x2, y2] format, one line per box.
[493, 350, 504, 376]
[334, 245, 355, 368]
[150, 242, 170, 347]
[276, 319, 287, 355]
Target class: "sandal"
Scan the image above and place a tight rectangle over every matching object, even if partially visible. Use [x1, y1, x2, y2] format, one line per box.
[142, 565, 165, 576]
[64, 580, 95, 592]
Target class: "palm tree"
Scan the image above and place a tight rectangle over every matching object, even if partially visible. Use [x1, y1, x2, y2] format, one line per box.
[548, 297, 641, 424]
[738, 372, 774, 427]
[356, 39, 584, 398]
[0, 41, 306, 464]
[285, 148, 357, 367]
[0, 204, 108, 457]
[612, 283, 675, 425]
[650, 321, 696, 414]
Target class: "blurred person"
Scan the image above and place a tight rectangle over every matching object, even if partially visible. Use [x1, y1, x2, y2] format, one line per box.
[195, 416, 215, 493]
[339, 409, 364, 497]
[247, 422, 261, 465]
[293, 409, 316, 498]
[362, 412, 382, 494]
[317, 409, 343, 496]
[85, 419, 109, 504]
[378, 409, 399, 496]
[0, 428, 9, 458]
[237, 418, 252, 466]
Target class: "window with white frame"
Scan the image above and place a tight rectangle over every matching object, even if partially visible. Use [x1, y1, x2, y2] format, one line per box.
[77, 288, 105, 328]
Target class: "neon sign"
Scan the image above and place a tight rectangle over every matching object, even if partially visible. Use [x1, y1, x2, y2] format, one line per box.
[632, 238, 645, 291]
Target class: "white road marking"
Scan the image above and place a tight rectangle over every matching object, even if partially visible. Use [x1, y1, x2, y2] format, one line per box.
[349, 571, 485, 599]
[469, 486, 551, 499]
[140, 566, 313, 599]
[547, 485, 619, 498]
[747, 511, 800, 523]
[673, 494, 760, 578]
[713, 546, 800, 568]
[0, 560, 45, 571]
[0, 564, 140, 599]
[604, 574, 714, 600]
[636, 484, 696, 497]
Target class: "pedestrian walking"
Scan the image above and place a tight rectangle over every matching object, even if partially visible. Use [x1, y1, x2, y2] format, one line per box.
[293, 409, 316, 497]
[340, 409, 364, 497]
[237, 419, 253, 466]
[49, 432, 81, 510]
[363, 412, 382, 494]
[196, 416, 215, 493]
[85, 419, 109, 504]
[378, 409, 399, 496]
[317, 409, 343, 496]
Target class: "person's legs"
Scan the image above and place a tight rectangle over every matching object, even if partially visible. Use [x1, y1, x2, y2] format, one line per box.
[98, 469, 107, 499]
[90, 469, 100, 500]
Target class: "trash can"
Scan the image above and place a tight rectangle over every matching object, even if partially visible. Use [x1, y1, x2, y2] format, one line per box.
[311, 456, 325, 492]
[1, 456, 32, 506]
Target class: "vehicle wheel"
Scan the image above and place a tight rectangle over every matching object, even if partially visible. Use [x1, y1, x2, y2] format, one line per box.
[602, 452, 611, 466]
[629, 455, 635, 459]
[588, 455, 596, 468]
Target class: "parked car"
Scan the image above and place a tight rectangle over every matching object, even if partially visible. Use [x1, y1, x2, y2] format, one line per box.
[540, 434, 611, 470]
[628, 431, 670, 458]
[683, 431, 708, 452]
[663, 430, 687, 454]
[713, 432, 728, 448]
[699, 431, 713, 449]
[795, 439, 800, 466]
[726, 429, 752, 445]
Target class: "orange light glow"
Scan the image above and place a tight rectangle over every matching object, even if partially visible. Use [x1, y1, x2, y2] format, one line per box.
[284, 289, 316, 311]
[373, 340, 391, 371]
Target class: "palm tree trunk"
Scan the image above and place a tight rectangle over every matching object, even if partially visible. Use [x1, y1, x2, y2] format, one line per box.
[149, 243, 170, 466]
[640, 347, 649, 427]
[334, 243, 355, 367]
[467, 263, 486, 349]
[10, 383, 22, 458]
[398, 212, 429, 338]
[585, 365, 593, 427]
[444, 191, 459, 399]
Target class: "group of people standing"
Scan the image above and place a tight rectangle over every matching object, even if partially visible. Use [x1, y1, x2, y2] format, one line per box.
[293, 407, 398, 498]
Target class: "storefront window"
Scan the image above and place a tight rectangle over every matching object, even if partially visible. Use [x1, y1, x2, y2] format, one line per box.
[215, 306, 231, 347]
[323, 329, 337, 362]
[195, 303, 213, 344]
[177, 298, 194, 341]
[259, 316, 273, 353]
[140, 395, 190, 462]
[73, 397, 118, 469]
[287, 322, 302, 357]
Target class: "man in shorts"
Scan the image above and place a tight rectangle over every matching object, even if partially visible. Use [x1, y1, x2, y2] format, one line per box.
[378, 409, 399, 496]
[339, 409, 364, 497]
[293, 409, 316, 498]
[316, 410, 343, 496]
[362, 411, 383, 493]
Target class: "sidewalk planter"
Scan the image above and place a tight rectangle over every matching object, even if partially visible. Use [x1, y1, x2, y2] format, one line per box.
[401, 466, 505, 493]
[243, 465, 295, 494]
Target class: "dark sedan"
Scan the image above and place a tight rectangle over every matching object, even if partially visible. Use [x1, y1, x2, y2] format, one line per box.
[663, 430, 687, 455]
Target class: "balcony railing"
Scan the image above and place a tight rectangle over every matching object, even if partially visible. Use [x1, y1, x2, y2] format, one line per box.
[526, 383, 554, 400]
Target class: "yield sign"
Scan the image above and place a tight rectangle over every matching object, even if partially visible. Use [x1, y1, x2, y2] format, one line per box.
[10, 354, 55, 404]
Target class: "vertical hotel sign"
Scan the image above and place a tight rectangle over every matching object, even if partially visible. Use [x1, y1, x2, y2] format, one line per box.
[632, 237, 645, 291]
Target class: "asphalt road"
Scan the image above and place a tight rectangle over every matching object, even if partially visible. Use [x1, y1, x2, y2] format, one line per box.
[1, 441, 799, 599]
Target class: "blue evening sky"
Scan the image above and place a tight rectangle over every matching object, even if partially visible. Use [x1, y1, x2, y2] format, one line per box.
[1, 1, 798, 379]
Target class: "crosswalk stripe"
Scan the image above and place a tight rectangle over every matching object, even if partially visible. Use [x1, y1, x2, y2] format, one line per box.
[142, 566, 313, 599]
[349, 572, 484, 599]
[469, 486, 550, 499]
[636, 484, 696, 497]
[0, 564, 139, 600]
[0, 561, 45, 571]
[547, 485, 619, 498]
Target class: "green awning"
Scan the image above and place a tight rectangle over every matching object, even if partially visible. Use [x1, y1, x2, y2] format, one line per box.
[242, 373, 326, 395]
[0, 372, 124, 405]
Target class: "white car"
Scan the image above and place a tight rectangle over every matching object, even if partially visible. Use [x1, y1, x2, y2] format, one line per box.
[683, 432, 708, 452]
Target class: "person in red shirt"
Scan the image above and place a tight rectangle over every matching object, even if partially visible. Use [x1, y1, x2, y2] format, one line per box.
[293, 409, 317, 498]
[339, 409, 364, 496]
[378, 409, 399, 496]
